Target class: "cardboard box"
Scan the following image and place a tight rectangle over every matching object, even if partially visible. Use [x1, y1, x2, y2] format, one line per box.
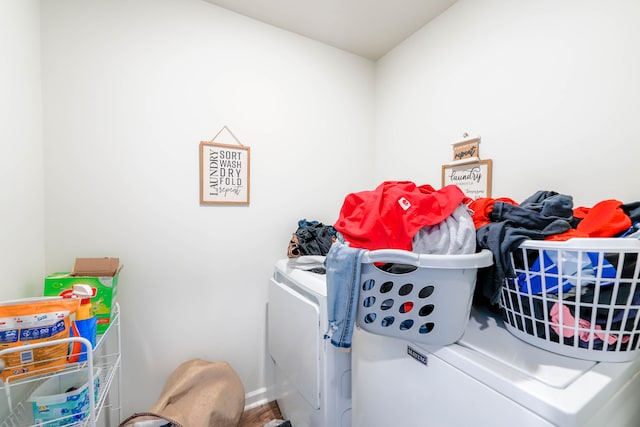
[73, 257, 120, 277]
[44, 258, 120, 335]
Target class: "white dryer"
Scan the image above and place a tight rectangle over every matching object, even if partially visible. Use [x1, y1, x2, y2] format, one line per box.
[352, 306, 640, 427]
[268, 258, 352, 427]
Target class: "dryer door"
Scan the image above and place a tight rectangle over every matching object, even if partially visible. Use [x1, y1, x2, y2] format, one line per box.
[268, 278, 321, 409]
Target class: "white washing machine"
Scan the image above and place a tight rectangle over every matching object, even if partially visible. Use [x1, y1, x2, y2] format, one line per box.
[352, 305, 640, 427]
[268, 258, 352, 427]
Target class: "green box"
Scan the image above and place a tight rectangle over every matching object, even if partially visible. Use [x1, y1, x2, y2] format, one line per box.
[43, 273, 118, 335]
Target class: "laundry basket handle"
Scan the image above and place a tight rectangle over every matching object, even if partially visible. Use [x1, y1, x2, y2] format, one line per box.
[519, 237, 640, 251]
[362, 249, 493, 269]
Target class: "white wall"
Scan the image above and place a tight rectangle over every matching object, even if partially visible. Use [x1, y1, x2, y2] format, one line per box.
[6, 0, 640, 422]
[375, 0, 640, 207]
[40, 0, 375, 415]
[0, 0, 46, 299]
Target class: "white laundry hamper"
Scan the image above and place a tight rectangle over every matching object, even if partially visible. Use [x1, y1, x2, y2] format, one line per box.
[500, 238, 640, 362]
[356, 249, 493, 345]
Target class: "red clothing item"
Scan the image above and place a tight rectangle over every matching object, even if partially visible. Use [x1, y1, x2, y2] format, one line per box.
[546, 199, 631, 241]
[334, 181, 470, 251]
[469, 197, 518, 229]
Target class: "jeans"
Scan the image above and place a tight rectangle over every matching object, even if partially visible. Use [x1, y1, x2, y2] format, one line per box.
[325, 242, 364, 349]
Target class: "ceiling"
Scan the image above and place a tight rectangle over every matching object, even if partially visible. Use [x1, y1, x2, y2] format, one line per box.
[201, 0, 459, 60]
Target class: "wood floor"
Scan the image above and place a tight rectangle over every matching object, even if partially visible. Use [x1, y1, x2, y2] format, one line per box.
[237, 401, 284, 427]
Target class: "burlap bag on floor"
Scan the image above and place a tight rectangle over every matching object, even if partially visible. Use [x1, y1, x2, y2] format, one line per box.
[119, 359, 245, 427]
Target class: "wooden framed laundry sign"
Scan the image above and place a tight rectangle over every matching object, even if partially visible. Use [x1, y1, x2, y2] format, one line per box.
[442, 159, 492, 199]
[199, 141, 250, 205]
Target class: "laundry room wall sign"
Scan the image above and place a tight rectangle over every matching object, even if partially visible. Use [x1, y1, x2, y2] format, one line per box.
[452, 136, 480, 161]
[442, 159, 492, 199]
[442, 134, 492, 199]
[200, 126, 250, 205]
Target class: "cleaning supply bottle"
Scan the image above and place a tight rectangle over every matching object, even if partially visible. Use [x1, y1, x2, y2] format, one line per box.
[72, 284, 97, 362]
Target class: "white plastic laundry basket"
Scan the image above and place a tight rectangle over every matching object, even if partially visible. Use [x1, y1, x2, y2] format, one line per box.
[356, 249, 493, 345]
[501, 238, 640, 362]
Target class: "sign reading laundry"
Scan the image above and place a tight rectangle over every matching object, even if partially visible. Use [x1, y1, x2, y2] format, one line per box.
[200, 140, 250, 205]
[442, 159, 492, 199]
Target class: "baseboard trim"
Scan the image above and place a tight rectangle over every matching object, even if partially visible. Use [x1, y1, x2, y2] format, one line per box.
[244, 386, 274, 411]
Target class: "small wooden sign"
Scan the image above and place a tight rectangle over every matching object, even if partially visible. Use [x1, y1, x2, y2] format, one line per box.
[442, 159, 492, 199]
[452, 137, 480, 161]
[200, 128, 250, 205]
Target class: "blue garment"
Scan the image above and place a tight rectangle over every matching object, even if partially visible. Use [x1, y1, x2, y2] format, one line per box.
[325, 242, 364, 349]
[619, 222, 640, 238]
[518, 251, 616, 294]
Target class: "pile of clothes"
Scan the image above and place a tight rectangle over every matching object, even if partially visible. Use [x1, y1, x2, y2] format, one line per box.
[471, 191, 640, 350]
[333, 181, 476, 255]
[471, 191, 640, 304]
[286, 219, 339, 274]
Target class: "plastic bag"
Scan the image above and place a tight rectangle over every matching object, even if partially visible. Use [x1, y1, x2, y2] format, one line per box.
[0, 297, 79, 382]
